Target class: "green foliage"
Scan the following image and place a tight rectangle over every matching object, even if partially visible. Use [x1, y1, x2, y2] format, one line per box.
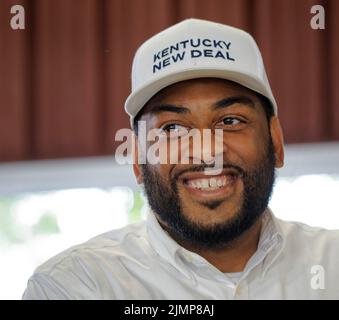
[0, 189, 146, 247]
[0, 196, 25, 245]
[128, 192, 145, 223]
[0, 195, 60, 246]
[32, 212, 60, 235]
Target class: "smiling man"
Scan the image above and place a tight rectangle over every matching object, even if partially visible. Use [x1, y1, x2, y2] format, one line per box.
[133, 78, 280, 274]
[23, 19, 339, 300]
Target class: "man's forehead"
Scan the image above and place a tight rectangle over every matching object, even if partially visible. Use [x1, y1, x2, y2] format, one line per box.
[143, 78, 258, 112]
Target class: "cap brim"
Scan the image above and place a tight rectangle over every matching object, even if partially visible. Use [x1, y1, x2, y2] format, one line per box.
[125, 67, 277, 127]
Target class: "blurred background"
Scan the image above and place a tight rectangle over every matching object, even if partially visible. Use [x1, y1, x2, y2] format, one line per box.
[0, 0, 338, 299]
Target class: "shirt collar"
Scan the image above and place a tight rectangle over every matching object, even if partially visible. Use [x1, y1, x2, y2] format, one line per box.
[260, 208, 286, 276]
[146, 208, 285, 279]
[146, 210, 194, 278]
[241, 208, 285, 278]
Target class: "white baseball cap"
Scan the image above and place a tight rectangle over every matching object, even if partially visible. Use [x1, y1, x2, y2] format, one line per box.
[125, 18, 277, 125]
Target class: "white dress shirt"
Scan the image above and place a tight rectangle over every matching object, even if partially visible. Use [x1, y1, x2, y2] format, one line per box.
[23, 209, 339, 299]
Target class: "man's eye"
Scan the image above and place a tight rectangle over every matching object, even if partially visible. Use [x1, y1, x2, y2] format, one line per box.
[222, 117, 242, 126]
[160, 123, 189, 136]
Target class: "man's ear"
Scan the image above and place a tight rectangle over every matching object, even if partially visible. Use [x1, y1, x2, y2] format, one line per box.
[132, 133, 143, 184]
[270, 116, 284, 168]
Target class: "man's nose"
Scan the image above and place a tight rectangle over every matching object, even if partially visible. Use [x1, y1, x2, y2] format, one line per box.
[185, 128, 225, 164]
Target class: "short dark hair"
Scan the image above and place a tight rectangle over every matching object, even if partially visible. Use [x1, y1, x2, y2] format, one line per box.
[255, 93, 275, 124]
[133, 92, 274, 135]
[133, 107, 144, 134]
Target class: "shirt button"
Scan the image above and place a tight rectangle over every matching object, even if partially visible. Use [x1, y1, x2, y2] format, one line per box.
[235, 286, 241, 295]
[184, 254, 192, 262]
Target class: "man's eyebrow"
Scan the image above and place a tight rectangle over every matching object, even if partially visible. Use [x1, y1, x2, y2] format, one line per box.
[146, 96, 255, 116]
[147, 104, 190, 115]
[212, 96, 255, 110]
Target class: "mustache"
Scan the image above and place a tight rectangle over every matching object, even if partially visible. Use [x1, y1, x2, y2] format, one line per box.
[172, 163, 245, 181]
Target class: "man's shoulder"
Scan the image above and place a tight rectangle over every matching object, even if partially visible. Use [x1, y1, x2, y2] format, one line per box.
[275, 216, 339, 252]
[34, 219, 151, 276]
[277, 217, 339, 237]
[23, 220, 158, 299]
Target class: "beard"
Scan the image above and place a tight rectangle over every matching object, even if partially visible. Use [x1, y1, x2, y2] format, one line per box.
[140, 136, 276, 250]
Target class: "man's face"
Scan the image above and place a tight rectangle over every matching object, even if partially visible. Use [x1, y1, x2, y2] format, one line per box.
[134, 78, 284, 249]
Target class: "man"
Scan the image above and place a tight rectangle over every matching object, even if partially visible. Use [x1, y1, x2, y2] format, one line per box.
[23, 19, 339, 299]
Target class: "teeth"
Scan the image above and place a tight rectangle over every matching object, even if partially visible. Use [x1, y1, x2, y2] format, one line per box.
[187, 176, 230, 190]
[209, 178, 217, 188]
[217, 179, 223, 187]
[201, 180, 209, 188]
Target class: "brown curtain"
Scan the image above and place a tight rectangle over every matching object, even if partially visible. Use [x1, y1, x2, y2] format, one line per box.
[0, 0, 338, 162]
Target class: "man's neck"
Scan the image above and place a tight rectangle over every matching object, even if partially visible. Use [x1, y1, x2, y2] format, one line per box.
[162, 217, 263, 273]
[192, 218, 263, 273]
